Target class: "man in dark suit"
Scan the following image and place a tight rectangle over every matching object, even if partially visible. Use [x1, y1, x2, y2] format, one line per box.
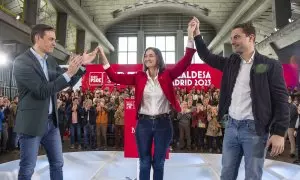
[13, 24, 98, 180]
[191, 17, 289, 180]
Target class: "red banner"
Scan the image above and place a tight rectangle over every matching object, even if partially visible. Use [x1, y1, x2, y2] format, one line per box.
[124, 99, 138, 158]
[81, 64, 223, 92]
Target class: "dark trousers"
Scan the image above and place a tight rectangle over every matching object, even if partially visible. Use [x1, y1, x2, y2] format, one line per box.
[70, 123, 81, 145]
[84, 123, 95, 148]
[114, 125, 124, 148]
[207, 136, 222, 150]
[171, 120, 179, 147]
[58, 123, 65, 142]
[136, 116, 173, 180]
[179, 123, 191, 149]
[196, 127, 206, 148]
[297, 128, 300, 159]
[8, 127, 17, 150]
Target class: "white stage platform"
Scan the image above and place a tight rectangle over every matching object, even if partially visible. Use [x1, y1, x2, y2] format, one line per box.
[0, 151, 300, 180]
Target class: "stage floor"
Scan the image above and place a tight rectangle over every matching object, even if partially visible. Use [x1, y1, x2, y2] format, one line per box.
[0, 151, 300, 180]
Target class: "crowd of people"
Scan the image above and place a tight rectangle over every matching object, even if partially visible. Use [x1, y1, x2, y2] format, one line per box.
[1, 85, 300, 162]
[54, 85, 226, 153]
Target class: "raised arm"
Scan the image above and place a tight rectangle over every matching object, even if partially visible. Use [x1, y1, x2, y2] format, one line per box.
[169, 20, 197, 80]
[13, 55, 82, 100]
[98, 47, 136, 86]
[193, 17, 228, 72]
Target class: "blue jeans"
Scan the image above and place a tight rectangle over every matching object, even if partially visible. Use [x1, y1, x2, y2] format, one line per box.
[136, 115, 173, 180]
[221, 116, 269, 180]
[18, 117, 63, 180]
[70, 123, 81, 145]
[84, 124, 95, 148]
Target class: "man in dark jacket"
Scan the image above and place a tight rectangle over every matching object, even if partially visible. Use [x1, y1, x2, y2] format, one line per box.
[13, 24, 99, 180]
[82, 99, 97, 149]
[191, 17, 289, 180]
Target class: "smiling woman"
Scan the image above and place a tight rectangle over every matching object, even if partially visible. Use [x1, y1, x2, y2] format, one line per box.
[95, 20, 197, 180]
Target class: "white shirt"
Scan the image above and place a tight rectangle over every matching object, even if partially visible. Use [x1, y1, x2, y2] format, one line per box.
[30, 48, 70, 115]
[139, 70, 171, 116]
[228, 51, 255, 120]
[103, 39, 195, 116]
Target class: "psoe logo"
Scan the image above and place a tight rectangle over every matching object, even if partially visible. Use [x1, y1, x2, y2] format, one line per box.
[89, 72, 104, 86]
[126, 101, 135, 109]
[131, 127, 135, 134]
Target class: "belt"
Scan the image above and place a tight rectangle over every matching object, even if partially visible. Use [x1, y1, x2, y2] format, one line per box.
[138, 113, 169, 120]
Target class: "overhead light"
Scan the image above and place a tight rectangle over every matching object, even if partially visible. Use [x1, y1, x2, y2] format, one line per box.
[274, 27, 279, 32]
[0, 52, 8, 66]
[289, 18, 294, 23]
[16, 15, 20, 20]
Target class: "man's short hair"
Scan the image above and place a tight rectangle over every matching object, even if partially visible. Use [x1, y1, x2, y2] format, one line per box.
[233, 21, 256, 38]
[31, 24, 55, 44]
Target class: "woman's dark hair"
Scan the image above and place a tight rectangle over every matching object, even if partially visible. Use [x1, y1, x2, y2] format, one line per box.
[143, 47, 166, 73]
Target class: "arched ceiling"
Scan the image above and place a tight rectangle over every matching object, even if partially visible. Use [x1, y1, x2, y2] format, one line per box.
[80, 0, 242, 33]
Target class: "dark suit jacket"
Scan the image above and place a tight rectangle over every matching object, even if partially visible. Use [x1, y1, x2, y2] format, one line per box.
[82, 106, 97, 126]
[13, 49, 85, 136]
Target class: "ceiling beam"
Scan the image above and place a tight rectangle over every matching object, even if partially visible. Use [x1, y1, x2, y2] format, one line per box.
[210, 0, 272, 54]
[0, 10, 70, 61]
[256, 17, 300, 52]
[102, 2, 216, 33]
[207, 0, 257, 51]
[49, 0, 114, 52]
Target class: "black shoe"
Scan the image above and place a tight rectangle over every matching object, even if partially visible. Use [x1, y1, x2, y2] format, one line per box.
[290, 153, 296, 158]
[293, 159, 300, 165]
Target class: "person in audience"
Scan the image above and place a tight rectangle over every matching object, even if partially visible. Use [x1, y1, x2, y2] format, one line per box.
[57, 99, 67, 143]
[2, 97, 9, 153]
[67, 97, 83, 149]
[0, 97, 4, 154]
[82, 99, 97, 150]
[8, 95, 18, 151]
[192, 17, 289, 180]
[294, 104, 300, 165]
[192, 103, 207, 152]
[96, 98, 108, 149]
[95, 20, 197, 180]
[114, 102, 124, 149]
[288, 96, 298, 157]
[206, 106, 222, 153]
[178, 101, 192, 150]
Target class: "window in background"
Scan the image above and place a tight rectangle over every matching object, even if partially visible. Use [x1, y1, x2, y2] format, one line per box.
[184, 36, 204, 64]
[118, 37, 137, 64]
